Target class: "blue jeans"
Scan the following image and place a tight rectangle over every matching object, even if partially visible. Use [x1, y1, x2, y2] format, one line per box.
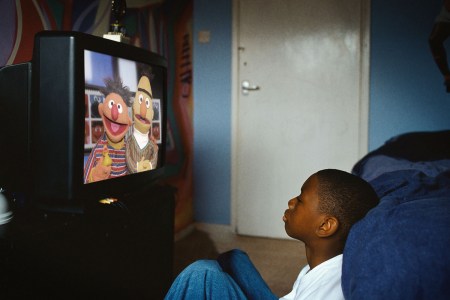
[165, 249, 278, 300]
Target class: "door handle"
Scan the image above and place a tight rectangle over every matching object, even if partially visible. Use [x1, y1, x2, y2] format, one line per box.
[241, 80, 260, 95]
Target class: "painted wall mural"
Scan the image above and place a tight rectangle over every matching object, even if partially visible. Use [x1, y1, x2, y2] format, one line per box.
[164, 0, 193, 233]
[0, 0, 193, 233]
[1, 0, 168, 64]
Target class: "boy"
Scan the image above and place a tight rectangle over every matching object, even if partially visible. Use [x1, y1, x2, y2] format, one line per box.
[165, 169, 379, 299]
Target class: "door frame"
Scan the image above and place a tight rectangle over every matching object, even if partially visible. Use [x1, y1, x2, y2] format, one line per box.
[230, 0, 371, 234]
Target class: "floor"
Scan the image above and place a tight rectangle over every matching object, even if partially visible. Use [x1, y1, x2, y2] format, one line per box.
[173, 223, 308, 297]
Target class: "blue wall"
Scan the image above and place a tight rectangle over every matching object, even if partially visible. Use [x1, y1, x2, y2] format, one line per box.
[193, 0, 450, 225]
[193, 0, 232, 224]
[370, 0, 450, 149]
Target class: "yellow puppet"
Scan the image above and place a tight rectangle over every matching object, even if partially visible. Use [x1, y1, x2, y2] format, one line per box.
[125, 73, 159, 173]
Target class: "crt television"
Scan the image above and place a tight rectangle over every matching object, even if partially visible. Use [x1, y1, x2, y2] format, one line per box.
[0, 31, 167, 212]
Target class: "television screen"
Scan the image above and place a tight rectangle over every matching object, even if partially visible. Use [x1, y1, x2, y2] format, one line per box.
[83, 50, 165, 184]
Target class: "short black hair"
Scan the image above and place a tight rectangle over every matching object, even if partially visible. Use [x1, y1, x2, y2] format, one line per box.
[316, 169, 379, 241]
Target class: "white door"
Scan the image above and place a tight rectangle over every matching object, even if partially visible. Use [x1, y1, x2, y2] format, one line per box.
[232, 0, 370, 238]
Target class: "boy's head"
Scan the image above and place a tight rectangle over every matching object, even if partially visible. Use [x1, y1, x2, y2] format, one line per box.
[283, 169, 379, 245]
[315, 169, 379, 242]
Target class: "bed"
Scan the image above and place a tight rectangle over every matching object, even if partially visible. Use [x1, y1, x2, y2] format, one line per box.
[342, 130, 450, 299]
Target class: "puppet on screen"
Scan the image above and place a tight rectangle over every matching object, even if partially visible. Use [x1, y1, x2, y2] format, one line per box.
[84, 76, 132, 183]
[125, 72, 159, 173]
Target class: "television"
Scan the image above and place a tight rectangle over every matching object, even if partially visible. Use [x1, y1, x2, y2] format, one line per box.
[0, 31, 167, 213]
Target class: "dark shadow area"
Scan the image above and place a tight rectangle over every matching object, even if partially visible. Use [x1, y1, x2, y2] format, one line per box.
[173, 228, 219, 276]
[1, 184, 175, 299]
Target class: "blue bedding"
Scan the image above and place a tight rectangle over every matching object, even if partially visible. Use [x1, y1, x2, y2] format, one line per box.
[342, 131, 450, 299]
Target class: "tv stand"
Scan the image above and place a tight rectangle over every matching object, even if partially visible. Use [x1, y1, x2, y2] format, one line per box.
[1, 184, 175, 299]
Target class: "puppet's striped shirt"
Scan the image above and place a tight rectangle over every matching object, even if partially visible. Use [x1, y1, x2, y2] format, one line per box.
[84, 133, 128, 183]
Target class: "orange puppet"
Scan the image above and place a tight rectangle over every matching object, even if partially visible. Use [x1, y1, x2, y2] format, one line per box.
[84, 77, 132, 183]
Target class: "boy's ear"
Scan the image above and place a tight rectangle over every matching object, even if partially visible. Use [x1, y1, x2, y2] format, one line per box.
[316, 216, 339, 237]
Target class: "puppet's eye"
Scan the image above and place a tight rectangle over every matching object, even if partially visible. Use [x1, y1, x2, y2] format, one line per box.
[145, 98, 151, 109]
[139, 94, 144, 104]
[108, 99, 115, 109]
[117, 103, 123, 113]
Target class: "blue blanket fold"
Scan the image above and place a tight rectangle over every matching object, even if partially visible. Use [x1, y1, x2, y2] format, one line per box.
[342, 169, 450, 299]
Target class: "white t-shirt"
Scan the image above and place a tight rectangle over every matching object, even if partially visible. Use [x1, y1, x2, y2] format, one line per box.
[280, 254, 344, 300]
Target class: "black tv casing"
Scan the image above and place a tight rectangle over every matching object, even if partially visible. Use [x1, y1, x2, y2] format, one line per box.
[2, 31, 168, 212]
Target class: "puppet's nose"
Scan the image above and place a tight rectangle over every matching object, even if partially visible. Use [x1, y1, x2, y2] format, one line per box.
[140, 102, 147, 119]
[111, 105, 119, 121]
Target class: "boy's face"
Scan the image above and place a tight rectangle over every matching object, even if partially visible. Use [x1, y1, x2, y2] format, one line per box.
[283, 174, 323, 242]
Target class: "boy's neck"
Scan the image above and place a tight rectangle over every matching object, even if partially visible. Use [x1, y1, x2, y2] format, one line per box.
[305, 243, 344, 270]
